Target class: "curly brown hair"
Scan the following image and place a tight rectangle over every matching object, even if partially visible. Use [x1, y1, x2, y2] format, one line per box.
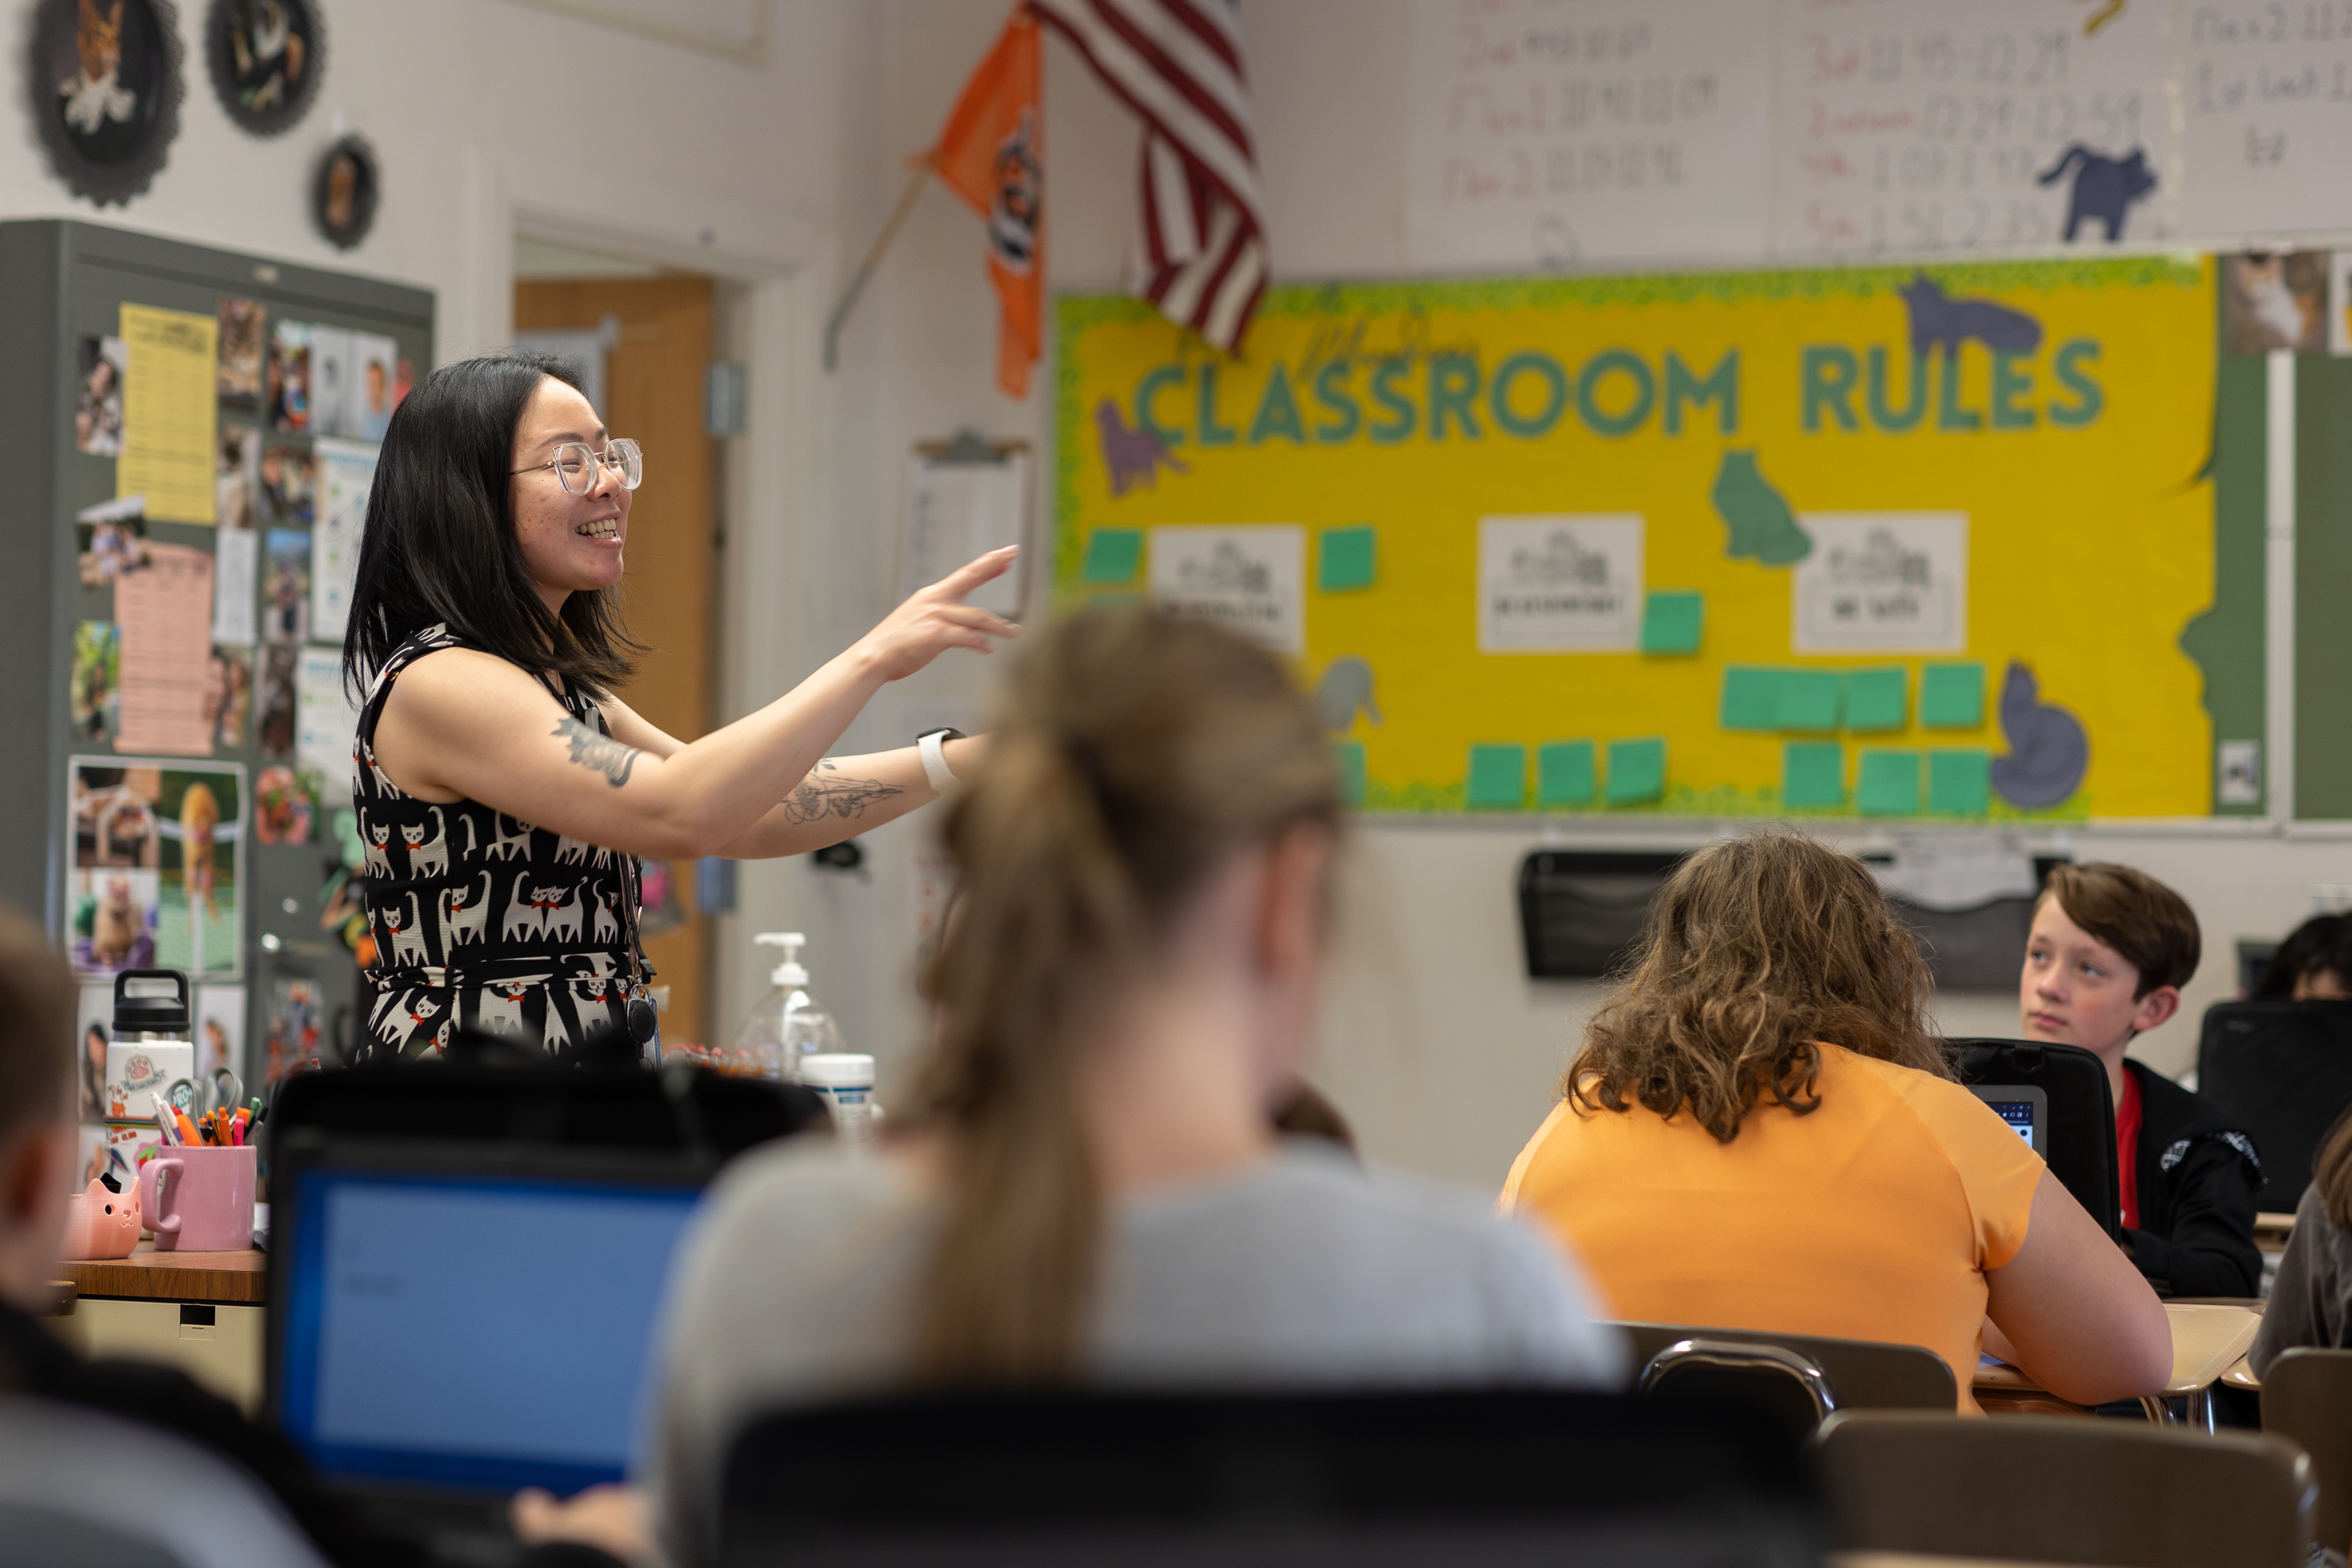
[1564, 830, 1950, 1142]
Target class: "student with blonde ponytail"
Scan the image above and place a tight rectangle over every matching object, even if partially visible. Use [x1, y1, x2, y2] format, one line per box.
[637, 608, 1622, 1567]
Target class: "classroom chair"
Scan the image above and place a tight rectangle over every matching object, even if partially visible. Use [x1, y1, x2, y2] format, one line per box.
[2260, 1348, 2352, 1553]
[1815, 1409, 2314, 1568]
[1617, 1322, 1956, 1438]
[718, 1388, 1826, 1568]
[1953, 1038, 2122, 1238]
[2200, 1000, 2352, 1212]
[0, 1395, 329, 1567]
[268, 1035, 827, 1160]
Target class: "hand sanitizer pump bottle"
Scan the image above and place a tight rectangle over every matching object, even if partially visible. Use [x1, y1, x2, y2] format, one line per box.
[731, 933, 843, 1080]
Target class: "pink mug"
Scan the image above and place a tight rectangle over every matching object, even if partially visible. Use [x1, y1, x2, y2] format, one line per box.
[137, 1146, 256, 1252]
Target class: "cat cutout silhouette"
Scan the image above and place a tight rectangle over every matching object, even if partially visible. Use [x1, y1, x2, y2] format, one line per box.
[2037, 145, 2155, 243]
[1898, 273, 2043, 356]
[1990, 660, 2090, 808]
[1095, 398, 1189, 496]
[1315, 656, 1383, 734]
[1712, 450, 1812, 567]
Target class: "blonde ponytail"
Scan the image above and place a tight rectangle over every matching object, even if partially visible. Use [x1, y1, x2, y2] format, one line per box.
[904, 607, 1340, 1381]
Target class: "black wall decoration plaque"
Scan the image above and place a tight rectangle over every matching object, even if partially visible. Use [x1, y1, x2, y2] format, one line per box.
[27, 0, 185, 207]
[311, 132, 377, 250]
[204, 0, 321, 137]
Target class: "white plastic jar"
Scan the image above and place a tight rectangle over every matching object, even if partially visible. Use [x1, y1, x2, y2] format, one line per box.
[800, 1053, 879, 1146]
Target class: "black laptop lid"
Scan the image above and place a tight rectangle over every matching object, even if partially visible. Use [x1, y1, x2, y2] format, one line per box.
[1952, 1039, 2118, 1239]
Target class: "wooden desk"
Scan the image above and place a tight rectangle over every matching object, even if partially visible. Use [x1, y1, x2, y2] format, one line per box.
[2223, 1354, 2261, 1392]
[1973, 1303, 2260, 1430]
[62, 1243, 264, 1305]
[50, 1244, 267, 1414]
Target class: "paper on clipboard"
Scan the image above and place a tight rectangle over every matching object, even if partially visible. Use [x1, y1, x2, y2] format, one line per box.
[902, 443, 1027, 616]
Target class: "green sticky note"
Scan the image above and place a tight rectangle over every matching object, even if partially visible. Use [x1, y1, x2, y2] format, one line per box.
[1721, 667, 1779, 729]
[1920, 662, 1986, 729]
[1845, 667, 1907, 732]
[1782, 743, 1846, 809]
[1640, 591, 1705, 654]
[1080, 528, 1144, 584]
[1780, 670, 1844, 732]
[1332, 741, 1366, 808]
[1538, 741, 1596, 808]
[1318, 525, 1376, 592]
[1928, 749, 1991, 816]
[1466, 744, 1527, 810]
[1856, 750, 1922, 816]
[1606, 738, 1666, 805]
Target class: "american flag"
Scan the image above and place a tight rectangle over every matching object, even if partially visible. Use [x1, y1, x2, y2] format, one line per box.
[1028, 0, 1267, 352]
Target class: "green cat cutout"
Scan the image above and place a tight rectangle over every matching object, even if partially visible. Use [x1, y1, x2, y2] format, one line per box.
[1712, 450, 1811, 568]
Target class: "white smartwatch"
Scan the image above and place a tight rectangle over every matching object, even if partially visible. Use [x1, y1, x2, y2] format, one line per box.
[917, 727, 967, 793]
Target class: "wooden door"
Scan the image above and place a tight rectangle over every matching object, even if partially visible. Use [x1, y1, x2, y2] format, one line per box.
[514, 277, 717, 1046]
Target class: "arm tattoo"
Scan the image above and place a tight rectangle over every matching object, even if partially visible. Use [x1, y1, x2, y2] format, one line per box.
[781, 759, 904, 824]
[553, 718, 642, 788]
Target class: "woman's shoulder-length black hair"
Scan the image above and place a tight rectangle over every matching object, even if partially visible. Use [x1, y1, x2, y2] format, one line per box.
[340, 352, 639, 701]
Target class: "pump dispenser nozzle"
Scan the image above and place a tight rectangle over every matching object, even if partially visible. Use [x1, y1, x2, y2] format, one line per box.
[754, 931, 809, 987]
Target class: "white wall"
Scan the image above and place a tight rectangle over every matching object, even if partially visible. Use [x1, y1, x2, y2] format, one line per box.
[809, 0, 2352, 1197]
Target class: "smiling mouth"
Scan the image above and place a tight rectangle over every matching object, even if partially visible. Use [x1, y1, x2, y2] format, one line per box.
[576, 518, 621, 540]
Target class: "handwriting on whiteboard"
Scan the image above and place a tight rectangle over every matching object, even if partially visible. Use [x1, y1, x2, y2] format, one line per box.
[1405, 0, 1773, 269]
[1771, 0, 2172, 256]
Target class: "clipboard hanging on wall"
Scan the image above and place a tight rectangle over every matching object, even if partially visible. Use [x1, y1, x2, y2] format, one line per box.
[902, 430, 1029, 618]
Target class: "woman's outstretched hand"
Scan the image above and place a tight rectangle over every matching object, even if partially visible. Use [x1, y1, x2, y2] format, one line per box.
[855, 547, 1020, 682]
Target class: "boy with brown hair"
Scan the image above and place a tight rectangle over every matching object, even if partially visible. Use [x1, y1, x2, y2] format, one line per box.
[2019, 862, 2262, 1297]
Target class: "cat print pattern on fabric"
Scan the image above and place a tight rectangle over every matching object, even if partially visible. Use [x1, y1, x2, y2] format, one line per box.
[353, 624, 648, 1061]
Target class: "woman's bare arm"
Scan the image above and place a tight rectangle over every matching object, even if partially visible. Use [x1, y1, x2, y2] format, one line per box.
[1983, 1168, 2172, 1406]
[370, 550, 1014, 860]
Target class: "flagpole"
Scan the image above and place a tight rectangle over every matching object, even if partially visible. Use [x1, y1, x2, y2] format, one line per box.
[823, 160, 936, 372]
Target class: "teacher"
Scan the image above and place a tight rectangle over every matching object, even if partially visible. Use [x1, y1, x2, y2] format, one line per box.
[339, 353, 1014, 1061]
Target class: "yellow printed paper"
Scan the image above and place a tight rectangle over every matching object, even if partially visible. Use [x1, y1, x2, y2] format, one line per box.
[1054, 259, 2224, 820]
[119, 303, 219, 524]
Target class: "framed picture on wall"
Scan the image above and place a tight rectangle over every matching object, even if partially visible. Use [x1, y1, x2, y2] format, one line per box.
[27, 0, 186, 207]
[204, 0, 322, 137]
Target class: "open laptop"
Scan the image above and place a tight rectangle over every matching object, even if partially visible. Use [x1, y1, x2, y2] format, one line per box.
[268, 1132, 712, 1553]
[1966, 1083, 2050, 1157]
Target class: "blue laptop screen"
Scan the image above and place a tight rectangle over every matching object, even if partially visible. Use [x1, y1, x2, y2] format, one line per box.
[278, 1166, 703, 1495]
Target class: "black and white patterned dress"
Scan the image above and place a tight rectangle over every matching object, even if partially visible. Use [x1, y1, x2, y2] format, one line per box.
[352, 624, 651, 1061]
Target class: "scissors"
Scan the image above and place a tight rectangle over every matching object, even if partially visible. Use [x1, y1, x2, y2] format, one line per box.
[188, 1066, 244, 1117]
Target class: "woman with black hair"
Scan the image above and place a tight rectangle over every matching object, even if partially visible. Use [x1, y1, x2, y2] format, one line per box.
[343, 354, 1013, 1060]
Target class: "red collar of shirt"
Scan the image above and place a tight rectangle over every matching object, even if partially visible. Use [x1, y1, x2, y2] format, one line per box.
[2116, 1065, 2142, 1231]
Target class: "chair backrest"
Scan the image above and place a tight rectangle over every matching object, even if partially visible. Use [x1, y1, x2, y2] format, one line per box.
[1635, 1336, 1835, 1441]
[2261, 1347, 2352, 1552]
[1816, 1409, 2314, 1568]
[268, 1048, 827, 1161]
[1616, 1321, 1957, 1412]
[1953, 1038, 2121, 1238]
[2199, 1000, 2352, 1211]
[0, 1396, 329, 1568]
[718, 1389, 1827, 1568]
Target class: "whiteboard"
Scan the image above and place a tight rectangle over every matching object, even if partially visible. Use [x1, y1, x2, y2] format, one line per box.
[2178, 6, 2352, 237]
[1768, 0, 2173, 256]
[1404, 0, 1775, 269]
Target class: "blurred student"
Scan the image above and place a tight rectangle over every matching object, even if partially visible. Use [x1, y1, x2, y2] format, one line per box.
[1502, 832, 2170, 1412]
[2253, 913, 2352, 1000]
[628, 608, 1621, 1566]
[2020, 864, 2262, 1296]
[2251, 1108, 2352, 1374]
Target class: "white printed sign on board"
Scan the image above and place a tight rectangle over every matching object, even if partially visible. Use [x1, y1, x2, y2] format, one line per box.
[1771, 0, 2173, 257]
[2180, 8, 2352, 239]
[1477, 515, 1644, 653]
[1150, 526, 1305, 654]
[1405, 0, 1774, 270]
[1792, 512, 1968, 653]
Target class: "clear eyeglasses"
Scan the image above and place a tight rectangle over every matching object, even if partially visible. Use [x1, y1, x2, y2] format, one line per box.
[514, 438, 643, 494]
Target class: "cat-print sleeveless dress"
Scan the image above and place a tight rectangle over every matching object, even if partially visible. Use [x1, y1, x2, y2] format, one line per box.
[352, 624, 651, 1061]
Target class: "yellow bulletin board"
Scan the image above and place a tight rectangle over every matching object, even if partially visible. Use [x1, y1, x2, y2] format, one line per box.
[1052, 258, 2245, 821]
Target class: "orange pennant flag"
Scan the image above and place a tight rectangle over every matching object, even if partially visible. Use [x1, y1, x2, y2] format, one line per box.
[931, 7, 1042, 399]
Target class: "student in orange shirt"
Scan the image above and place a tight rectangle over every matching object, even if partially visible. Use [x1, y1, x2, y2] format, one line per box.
[1502, 831, 2169, 1410]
